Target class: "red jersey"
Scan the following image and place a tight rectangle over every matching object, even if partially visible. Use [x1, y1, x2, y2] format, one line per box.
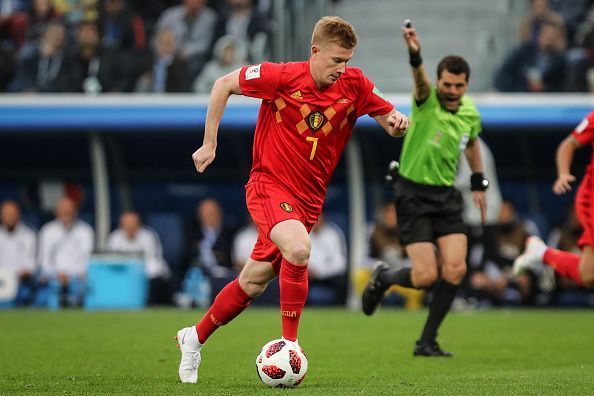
[239, 61, 394, 213]
[571, 110, 594, 174]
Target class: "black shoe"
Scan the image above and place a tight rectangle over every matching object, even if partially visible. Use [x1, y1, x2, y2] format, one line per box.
[361, 261, 391, 316]
[413, 340, 453, 357]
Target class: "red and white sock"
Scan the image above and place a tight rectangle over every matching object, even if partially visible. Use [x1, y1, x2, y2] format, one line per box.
[279, 258, 308, 342]
[195, 278, 251, 344]
[543, 248, 583, 286]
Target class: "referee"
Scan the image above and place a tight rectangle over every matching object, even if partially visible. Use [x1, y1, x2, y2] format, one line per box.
[362, 21, 488, 357]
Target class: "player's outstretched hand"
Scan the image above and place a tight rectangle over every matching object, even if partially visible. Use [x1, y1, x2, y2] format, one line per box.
[553, 173, 576, 195]
[387, 111, 409, 137]
[402, 24, 420, 54]
[192, 143, 216, 173]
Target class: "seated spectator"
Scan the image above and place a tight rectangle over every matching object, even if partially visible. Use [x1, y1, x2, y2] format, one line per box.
[135, 27, 189, 93]
[565, 8, 594, 91]
[184, 198, 233, 279]
[38, 196, 94, 307]
[214, 0, 270, 62]
[9, 20, 71, 92]
[99, 0, 145, 52]
[65, 19, 122, 93]
[550, 0, 592, 45]
[107, 210, 171, 305]
[518, 0, 564, 45]
[231, 216, 258, 272]
[494, 19, 567, 92]
[0, 200, 37, 305]
[19, 0, 59, 58]
[192, 34, 246, 93]
[155, 0, 217, 78]
[308, 214, 347, 305]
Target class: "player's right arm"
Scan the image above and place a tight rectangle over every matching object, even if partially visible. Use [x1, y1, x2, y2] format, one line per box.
[553, 135, 581, 195]
[402, 23, 431, 103]
[192, 69, 242, 173]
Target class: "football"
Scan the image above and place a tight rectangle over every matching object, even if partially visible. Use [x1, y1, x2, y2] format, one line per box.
[255, 339, 308, 388]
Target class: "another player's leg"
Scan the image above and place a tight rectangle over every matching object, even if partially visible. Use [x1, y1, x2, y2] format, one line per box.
[407, 240, 458, 357]
[270, 219, 311, 342]
[176, 259, 276, 383]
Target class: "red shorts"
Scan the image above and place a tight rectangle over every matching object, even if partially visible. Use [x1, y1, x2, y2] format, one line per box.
[576, 174, 594, 248]
[245, 181, 318, 273]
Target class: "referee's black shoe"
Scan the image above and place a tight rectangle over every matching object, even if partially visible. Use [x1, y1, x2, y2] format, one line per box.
[361, 261, 390, 316]
[413, 340, 453, 357]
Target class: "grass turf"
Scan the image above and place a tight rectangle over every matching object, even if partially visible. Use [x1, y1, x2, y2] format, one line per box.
[1, 308, 593, 395]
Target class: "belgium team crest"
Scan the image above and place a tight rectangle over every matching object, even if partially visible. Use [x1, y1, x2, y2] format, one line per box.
[280, 202, 294, 213]
[308, 111, 325, 132]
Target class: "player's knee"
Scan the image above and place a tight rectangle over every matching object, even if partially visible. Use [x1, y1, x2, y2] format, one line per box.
[413, 269, 438, 288]
[442, 262, 467, 284]
[581, 271, 594, 288]
[238, 275, 268, 297]
[283, 242, 311, 265]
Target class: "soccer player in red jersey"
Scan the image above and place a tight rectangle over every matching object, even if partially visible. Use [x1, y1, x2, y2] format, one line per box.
[514, 110, 594, 289]
[175, 16, 409, 383]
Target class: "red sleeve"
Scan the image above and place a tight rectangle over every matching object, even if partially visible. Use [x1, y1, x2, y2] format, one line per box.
[353, 72, 394, 118]
[239, 62, 283, 101]
[571, 112, 594, 145]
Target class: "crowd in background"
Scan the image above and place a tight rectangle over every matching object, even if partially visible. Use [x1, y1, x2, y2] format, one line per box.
[494, 0, 594, 92]
[0, 0, 271, 93]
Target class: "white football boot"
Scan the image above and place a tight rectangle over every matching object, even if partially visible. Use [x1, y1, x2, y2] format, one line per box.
[175, 326, 202, 383]
[513, 236, 547, 277]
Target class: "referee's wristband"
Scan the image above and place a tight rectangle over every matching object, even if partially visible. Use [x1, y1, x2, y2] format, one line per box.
[471, 173, 489, 191]
[409, 50, 423, 68]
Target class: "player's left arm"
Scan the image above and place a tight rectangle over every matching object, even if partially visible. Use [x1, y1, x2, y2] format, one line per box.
[374, 109, 409, 137]
[464, 138, 488, 224]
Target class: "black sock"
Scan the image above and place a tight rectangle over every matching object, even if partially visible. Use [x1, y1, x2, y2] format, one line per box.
[379, 267, 414, 289]
[419, 280, 458, 344]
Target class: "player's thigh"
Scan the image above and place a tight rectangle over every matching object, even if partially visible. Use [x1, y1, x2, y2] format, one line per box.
[436, 233, 468, 283]
[405, 242, 439, 287]
[239, 258, 278, 297]
[270, 219, 311, 264]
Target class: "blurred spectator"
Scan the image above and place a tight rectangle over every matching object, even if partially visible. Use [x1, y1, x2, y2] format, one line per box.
[214, 0, 270, 62]
[231, 216, 257, 272]
[550, 0, 592, 45]
[518, 0, 564, 45]
[184, 198, 233, 279]
[308, 214, 347, 305]
[0, 44, 15, 90]
[99, 0, 145, 51]
[155, 0, 217, 78]
[38, 197, 93, 306]
[0, 200, 37, 305]
[19, 0, 59, 58]
[192, 34, 246, 93]
[66, 19, 122, 93]
[566, 8, 594, 91]
[107, 210, 171, 304]
[9, 20, 70, 92]
[494, 19, 567, 92]
[368, 202, 407, 268]
[135, 27, 189, 92]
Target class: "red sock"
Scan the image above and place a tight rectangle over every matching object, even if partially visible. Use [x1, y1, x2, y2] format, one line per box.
[279, 259, 308, 342]
[543, 248, 583, 286]
[195, 278, 251, 343]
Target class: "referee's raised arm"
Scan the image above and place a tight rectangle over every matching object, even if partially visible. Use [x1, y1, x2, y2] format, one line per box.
[402, 21, 431, 103]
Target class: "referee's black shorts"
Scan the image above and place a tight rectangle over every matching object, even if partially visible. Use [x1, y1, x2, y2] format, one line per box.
[394, 176, 467, 246]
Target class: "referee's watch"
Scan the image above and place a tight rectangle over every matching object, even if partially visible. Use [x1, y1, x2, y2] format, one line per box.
[470, 172, 489, 191]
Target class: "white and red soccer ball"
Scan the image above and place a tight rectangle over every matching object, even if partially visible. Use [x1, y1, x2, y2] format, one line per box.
[255, 339, 308, 388]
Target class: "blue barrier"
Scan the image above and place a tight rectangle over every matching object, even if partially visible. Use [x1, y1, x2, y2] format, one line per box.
[1, 94, 592, 131]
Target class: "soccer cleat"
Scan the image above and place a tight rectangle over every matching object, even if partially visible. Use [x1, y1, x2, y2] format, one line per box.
[413, 340, 453, 357]
[361, 261, 391, 316]
[176, 327, 202, 383]
[513, 236, 547, 277]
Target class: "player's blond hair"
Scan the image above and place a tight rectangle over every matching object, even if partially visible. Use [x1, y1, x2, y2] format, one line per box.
[311, 16, 357, 49]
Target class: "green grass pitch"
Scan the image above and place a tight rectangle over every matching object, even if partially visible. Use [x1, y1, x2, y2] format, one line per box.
[1, 308, 593, 395]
